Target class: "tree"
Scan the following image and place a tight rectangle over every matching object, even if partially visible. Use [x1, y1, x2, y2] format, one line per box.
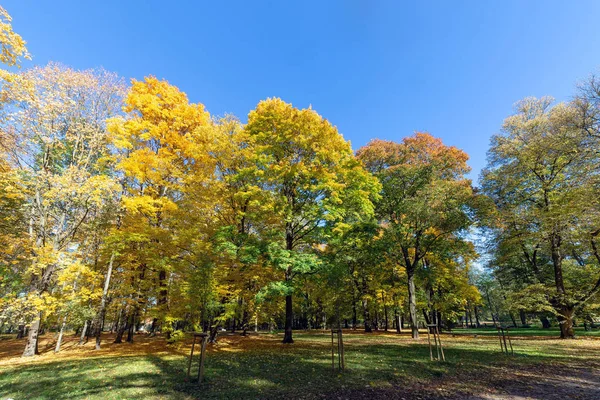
[0, 63, 124, 356]
[482, 97, 600, 338]
[245, 98, 379, 343]
[357, 133, 476, 339]
[107, 76, 216, 339]
[0, 6, 30, 68]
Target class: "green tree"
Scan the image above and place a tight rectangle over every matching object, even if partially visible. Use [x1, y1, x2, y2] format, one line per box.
[357, 133, 476, 338]
[245, 98, 379, 343]
[482, 97, 600, 338]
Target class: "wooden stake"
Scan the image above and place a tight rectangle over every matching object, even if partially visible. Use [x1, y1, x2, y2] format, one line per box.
[331, 330, 335, 371]
[436, 325, 445, 361]
[339, 329, 345, 370]
[427, 325, 433, 361]
[198, 334, 208, 383]
[187, 335, 197, 378]
[331, 329, 345, 371]
[496, 326, 504, 353]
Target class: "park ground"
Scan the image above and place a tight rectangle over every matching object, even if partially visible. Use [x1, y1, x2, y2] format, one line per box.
[1, 328, 599, 399]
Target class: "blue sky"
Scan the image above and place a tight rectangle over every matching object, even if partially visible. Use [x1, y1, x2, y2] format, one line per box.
[6, 1, 600, 182]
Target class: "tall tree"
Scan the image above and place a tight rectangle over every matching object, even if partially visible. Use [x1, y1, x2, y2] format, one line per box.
[482, 97, 600, 338]
[0, 63, 124, 356]
[357, 133, 475, 338]
[107, 76, 216, 337]
[245, 98, 379, 343]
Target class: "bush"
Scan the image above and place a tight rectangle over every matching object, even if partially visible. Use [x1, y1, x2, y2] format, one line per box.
[166, 329, 185, 344]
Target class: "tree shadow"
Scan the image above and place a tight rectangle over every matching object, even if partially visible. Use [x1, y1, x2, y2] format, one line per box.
[1, 339, 599, 399]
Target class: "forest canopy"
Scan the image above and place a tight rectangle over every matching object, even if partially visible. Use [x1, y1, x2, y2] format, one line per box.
[1, 6, 600, 364]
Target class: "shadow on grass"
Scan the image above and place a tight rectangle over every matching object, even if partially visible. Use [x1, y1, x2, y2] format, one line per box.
[2, 340, 599, 399]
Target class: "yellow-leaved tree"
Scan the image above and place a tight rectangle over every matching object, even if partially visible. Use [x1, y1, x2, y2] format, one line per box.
[0, 63, 125, 356]
[245, 98, 379, 343]
[107, 76, 216, 341]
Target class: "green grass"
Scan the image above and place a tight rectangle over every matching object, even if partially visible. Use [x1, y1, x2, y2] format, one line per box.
[1, 331, 599, 399]
[451, 326, 600, 337]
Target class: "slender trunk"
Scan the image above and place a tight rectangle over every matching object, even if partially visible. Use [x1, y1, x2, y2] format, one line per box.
[474, 305, 481, 328]
[352, 299, 358, 330]
[282, 225, 294, 344]
[16, 324, 25, 339]
[395, 310, 401, 333]
[95, 253, 115, 350]
[54, 317, 66, 353]
[127, 312, 135, 343]
[519, 310, 527, 327]
[486, 290, 497, 325]
[407, 268, 419, 339]
[22, 312, 42, 357]
[508, 312, 517, 327]
[422, 309, 431, 325]
[79, 320, 88, 345]
[361, 297, 372, 332]
[283, 294, 294, 343]
[382, 291, 388, 331]
[209, 322, 220, 343]
[241, 305, 249, 336]
[149, 318, 158, 335]
[114, 309, 127, 343]
[539, 315, 551, 329]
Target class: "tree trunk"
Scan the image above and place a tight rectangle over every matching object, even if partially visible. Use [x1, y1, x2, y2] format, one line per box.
[16, 324, 25, 339]
[283, 294, 294, 343]
[79, 320, 88, 345]
[361, 297, 372, 333]
[508, 312, 517, 328]
[22, 313, 41, 357]
[114, 309, 127, 343]
[395, 310, 401, 333]
[352, 299, 357, 330]
[382, 291, 389, 331]
[208, 325, 219, 343]
[407, 269, 419, 339]
[127, 312, 135, 343]
[549, 231, 574, 339]
[422, 309, 431, 325]
[558, 306, 575, 339]
[95, 252, 115, 350]
[474, 305, 481, 328]
[282, 225, 295, 344]
[539, 315, 551, 329]
[54, 317, 66, 353]
[519, 310, 527, 327]
[485, 290, 497, 325]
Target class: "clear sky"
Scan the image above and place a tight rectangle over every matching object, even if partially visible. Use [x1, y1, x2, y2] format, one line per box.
[5, 1, 600, 182]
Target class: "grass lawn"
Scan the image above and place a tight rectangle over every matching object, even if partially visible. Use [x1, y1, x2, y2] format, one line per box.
[1, 329, 599, 399]
[452, 326, 600, 337]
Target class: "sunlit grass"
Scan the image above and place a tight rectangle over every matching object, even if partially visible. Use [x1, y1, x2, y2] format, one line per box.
[1, 330, 599, 399]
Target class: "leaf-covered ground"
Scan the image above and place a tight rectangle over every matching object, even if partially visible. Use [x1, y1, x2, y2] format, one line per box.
[1, 329, 599, 399]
